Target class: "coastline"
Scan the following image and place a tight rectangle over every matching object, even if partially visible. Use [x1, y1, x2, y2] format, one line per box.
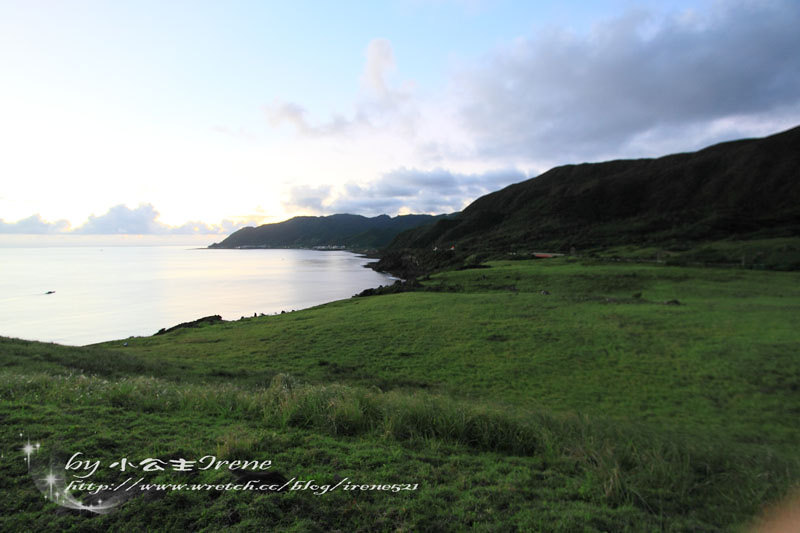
[0, 245, 393, 346]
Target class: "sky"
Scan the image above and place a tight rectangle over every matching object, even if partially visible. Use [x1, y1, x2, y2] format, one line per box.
[1, 0, 799, 234]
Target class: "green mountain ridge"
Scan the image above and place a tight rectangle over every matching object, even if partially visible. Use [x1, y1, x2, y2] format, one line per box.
[211, 126, 800, 273]
[375, 125, 800, 275]
[209, 213, 452, 250]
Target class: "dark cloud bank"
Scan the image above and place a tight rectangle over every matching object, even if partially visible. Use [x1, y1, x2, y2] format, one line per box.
[456, 0, 800, 162]
[284, 167, 528, 216]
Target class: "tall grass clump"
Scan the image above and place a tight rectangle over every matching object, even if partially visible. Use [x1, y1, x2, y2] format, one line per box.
[264, 373, 379, 435]
[261, 374, 546, 453]
[379, 391, 543, 455]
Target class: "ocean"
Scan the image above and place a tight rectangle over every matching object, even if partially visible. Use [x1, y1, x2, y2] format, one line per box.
[0, 236, 394, 346]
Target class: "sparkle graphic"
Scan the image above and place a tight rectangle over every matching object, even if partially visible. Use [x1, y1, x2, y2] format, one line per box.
[42, 470, 60, 500]
[24, 439, 125, 515]
[22, 441, 35, 467]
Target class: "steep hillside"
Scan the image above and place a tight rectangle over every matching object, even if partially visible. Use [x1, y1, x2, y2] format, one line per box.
[387, 126, 800, 255]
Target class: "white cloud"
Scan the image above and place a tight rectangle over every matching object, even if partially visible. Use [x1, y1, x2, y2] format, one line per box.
[265, 102, 314, 136]
[264, 38, 418, 141]
[283, 184, 334, 213]
[1, 204, 265, 235]
[0, 214, 70, 234]
[74, 204, 167, 234]
[362, 38, 396, 98]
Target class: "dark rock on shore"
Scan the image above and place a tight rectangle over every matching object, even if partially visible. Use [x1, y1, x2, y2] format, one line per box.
[367, 248, 463, 278]
[356, 278, 423, 297]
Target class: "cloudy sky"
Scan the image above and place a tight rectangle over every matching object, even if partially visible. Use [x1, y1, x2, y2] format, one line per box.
[1, 0, 799, 234]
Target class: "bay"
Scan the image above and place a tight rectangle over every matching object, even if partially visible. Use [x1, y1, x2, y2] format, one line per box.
[0, 239, 393, 346]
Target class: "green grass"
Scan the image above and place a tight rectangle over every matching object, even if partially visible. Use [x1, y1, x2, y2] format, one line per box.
[2, 259, 799, 531]
[599, 236, 800, 270]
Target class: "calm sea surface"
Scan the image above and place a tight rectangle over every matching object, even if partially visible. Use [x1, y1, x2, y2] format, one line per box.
[0, 241, 393, 346]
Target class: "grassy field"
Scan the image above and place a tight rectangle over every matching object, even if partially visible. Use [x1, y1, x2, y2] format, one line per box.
[2, 258, 799, 531]
[597, 236, 800, 270]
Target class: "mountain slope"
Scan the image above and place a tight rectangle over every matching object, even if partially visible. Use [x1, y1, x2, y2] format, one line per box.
[387, 125, 800, 254]
[210, 213, 450, 249]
